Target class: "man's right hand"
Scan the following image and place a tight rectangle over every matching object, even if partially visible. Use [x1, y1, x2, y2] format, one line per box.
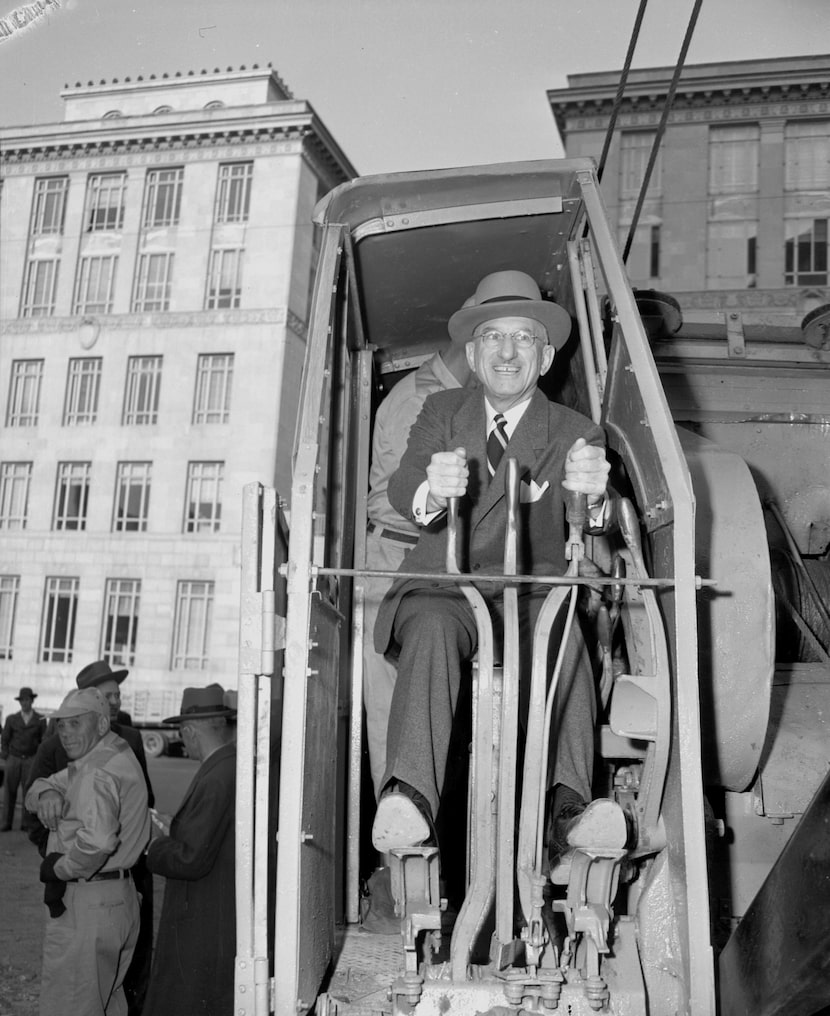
[426, 447, 468, 511]
[36, 789, 64, 832]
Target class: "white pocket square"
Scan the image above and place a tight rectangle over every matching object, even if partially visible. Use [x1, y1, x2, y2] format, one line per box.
[519, 479, 550, 503]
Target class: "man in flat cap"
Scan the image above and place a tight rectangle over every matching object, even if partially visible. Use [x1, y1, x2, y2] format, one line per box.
[1, 686, 46, 831]
[142, 683, 236, 1016]
[25, 687, 150, 1016]
[25, 660, 155, 1016]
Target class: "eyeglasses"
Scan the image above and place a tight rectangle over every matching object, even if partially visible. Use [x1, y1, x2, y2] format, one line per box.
[475, 329, 543, 349]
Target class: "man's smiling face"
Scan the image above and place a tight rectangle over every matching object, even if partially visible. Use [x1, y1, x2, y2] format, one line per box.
[465, 315, 554, 412]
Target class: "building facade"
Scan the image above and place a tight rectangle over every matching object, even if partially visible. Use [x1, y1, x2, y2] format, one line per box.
[548, 55, 830, 320]
[0, 66, 355, 722]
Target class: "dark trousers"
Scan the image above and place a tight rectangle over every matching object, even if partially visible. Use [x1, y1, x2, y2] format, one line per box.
[124, 855, 154, 1016]
[2, 755, 34, 830]
[382, 586, 596, 822]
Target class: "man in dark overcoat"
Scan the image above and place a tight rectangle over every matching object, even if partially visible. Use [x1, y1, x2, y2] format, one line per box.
[143, 683, 236, 1016]
[371, 270, 623, 858]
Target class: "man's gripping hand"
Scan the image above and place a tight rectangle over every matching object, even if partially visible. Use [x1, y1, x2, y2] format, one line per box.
[425, 447, 468, 512]
[562, 437, 610, 503]
[35, 789, 64, 832]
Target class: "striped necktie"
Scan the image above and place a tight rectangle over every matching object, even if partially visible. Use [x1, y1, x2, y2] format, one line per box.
[487, 413, 508, 478]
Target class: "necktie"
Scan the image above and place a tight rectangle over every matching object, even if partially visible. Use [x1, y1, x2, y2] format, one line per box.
[487, 413, 508, 478]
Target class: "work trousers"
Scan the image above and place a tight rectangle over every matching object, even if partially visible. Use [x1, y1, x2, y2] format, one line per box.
[2, 754, 34, 829]
[40, 877, 139, 1016]
[383, 586, 596, 822]
[362, 527, 410, 798]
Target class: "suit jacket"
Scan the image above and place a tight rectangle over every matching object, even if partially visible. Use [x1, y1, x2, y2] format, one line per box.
[375, 386, 605, 653]
[143, 742, 236, 1016]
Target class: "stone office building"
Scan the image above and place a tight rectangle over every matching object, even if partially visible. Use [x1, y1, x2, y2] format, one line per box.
[0, 66, 355, 724]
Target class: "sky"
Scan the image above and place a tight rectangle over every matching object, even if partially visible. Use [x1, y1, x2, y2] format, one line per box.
[0, 0, 828, 176]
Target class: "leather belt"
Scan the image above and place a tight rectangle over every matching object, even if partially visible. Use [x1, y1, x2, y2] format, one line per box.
[69, 869, 131, 883]
[367, 521, 419, 546]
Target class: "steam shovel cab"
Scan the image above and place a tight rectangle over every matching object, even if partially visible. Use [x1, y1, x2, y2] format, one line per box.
[234, 159, 785, 1016]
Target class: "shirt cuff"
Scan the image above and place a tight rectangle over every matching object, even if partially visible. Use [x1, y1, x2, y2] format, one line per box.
[412, 481, 444, 526]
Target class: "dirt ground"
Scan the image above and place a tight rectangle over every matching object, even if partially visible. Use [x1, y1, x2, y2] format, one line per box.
[0, 827, 166, 1016]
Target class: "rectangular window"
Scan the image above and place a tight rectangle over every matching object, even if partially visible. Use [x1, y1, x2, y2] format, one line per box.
[63, 357, 102, 425]
[785, 121, 830, 191]
[215, 162, 253, 223]
[53, 461, 91, 531]
[785, 218, 828, 286]
[41, 576, 79, 663]
[73, 255, 118, 314]
[709, 125, 760, 195]
[184, 461, 224, 533]
[85, 173, 127, 232]
[193, 353, 233, 424]
[123, 356, 162, 425]
[0, 575, 19, 660]
[30, 176, 69, 236]
[205, 248, 243, 309]
[101, 578, 140, 667]
[113, 462, 151, 532]
[619, 132, 662, 200]
[707, 220, 759, 289]
[132, 252, 174, 312]
[142, 167, 183, 228]
[0, 462, 32, 530]
[620, 222, 661, 284]
[20, 259, 60, 317]
[172, 580, 214, 669]
[6, 360, 44, 426]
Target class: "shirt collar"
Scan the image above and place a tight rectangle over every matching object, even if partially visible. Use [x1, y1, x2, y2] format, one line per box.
[484, 395, 533, 436]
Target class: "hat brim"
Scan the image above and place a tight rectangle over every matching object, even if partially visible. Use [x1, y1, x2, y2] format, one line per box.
[163, 707, 237, 725]
[91, 669, 128, 685]
[15, 693, 37, 700]
[448, 299, 572, 350]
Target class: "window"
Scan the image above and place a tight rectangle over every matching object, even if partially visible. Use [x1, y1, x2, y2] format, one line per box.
[193, 353, 233, 424]
[707, 221, 758, 289]
[184, 461, 224, 533]
[709, 125, 760, 195]
[85, 173, 127, 231]
[172, 580, 214, 669]
[786, 121, 830, 191]
[215, 162, 253, 223]
[132, 252, 174, 312]
[0, 462, 32, 530]
[53, 462, 91, 531]
[20, 259, 60, 317]
[619, 132, 662, 200]
[6, 360, 44, 426]
[142, 168, 183, 228]
[123, 356, 162, 425]
[63, 358, 102, 425]
[113, 462, 151, 531]
[30, 176, 69, 236]
[620, 223, 661, 284]
[73, 255, 118, 314]
[0, 576, 19, 660]
[205, 248, 243, 309]
[785, 218, 828, 286]
[41, 576, 79, 663]
[101, 579, 140, 667]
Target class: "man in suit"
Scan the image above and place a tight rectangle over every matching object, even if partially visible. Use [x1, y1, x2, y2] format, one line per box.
[371, 270, 625, 861]
[1, 686, 46, 831]
[25, 660, 154, 1016]
[142, 684, 236, 1016]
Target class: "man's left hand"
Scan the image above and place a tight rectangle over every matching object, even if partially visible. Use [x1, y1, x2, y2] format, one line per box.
[35, 789, 64, 832]
[562, 437, 610, 499]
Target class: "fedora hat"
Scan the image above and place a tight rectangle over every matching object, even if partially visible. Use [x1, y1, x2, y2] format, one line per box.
[15, 686, 37, 700]
[163, 683, 237, 724]
[76, 660, 129, 689]
[448, 270, 572, 350]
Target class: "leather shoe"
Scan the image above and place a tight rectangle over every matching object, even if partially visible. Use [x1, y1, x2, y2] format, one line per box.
[550, 797, 629, 884]
[372, 781, 433, 853]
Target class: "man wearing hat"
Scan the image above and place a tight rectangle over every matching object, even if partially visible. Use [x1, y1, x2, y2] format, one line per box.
[1, 686, 46, 831]
[371, 270, 626, 864]
[142, 683, 236, 1016]
[25, 661, 155, 1016]
[25, 686, 150, 1016]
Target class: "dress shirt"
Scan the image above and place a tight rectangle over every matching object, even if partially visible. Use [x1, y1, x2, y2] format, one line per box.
[1, 710, 46, 758]
[368, 351, 464, 533]
[26, 730, 150, 881]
